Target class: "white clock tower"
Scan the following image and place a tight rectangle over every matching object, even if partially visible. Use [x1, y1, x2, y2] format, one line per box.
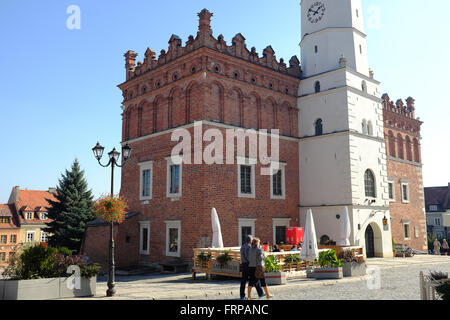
[297, 0, 393, 257]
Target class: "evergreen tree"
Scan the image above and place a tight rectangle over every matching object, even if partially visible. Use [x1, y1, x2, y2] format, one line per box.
[45, 159, 95, 252]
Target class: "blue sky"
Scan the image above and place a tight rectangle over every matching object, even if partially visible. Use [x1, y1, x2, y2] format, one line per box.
[0, 0, 449, 202]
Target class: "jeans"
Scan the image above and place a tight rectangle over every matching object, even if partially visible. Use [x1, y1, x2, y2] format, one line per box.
[240, 263, 263, 298]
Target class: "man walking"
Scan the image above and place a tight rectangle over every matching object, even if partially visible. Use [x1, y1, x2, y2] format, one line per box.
[240, 235, 264, 299]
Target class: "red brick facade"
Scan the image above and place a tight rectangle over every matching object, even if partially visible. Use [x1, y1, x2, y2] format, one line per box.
[383, 95, 427, 251]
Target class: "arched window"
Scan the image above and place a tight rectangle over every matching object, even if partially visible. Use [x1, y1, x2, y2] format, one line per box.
[413, 138, 420, 163]
[406, 136, 412, 161]
[314, 81, 321, 93]
[361, 80, 367, 93]
[367, 121, 373, 136]
[397, 134, 404, 159]
[315, 119, 323, 136]
[364, 169, 376, 198]
[388, 131, 396, 157]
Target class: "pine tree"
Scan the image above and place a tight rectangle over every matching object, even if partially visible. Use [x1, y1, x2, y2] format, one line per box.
[45, 159, 95, 252]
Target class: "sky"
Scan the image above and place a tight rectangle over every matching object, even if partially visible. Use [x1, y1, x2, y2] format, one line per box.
[0, 0, 449, 202]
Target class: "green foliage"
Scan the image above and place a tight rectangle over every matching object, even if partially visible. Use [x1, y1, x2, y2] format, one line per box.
[216, 251, 232, 266]
[284, 254, 302, 266]
[45, 159, 95, 253]
[264, 255, 283, 273]
[2, 244, 100, 280]
[197, 252, 212, 263]
[436, 282, 450, 301]
[318, 249, 343, 268]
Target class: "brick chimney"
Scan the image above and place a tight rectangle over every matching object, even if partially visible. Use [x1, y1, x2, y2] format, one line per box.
[48, 187, 57, 195]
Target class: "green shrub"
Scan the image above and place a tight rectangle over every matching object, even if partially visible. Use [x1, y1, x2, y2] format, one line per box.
[318, 249, 343, 268]
[2, 244, 100, 280]
[264, 255, 282, 273]
[284, 254, 301, 266]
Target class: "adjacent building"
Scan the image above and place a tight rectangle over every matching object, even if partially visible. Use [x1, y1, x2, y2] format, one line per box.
[0, 204, 20, 266]
[425, 184, 450, 241]
[82, 1, 427, 268]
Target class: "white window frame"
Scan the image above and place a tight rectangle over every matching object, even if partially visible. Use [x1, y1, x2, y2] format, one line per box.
[435, 218, 441, 226]
[403, 220, 411, 240]
[401, 181, 410, 204]
[166, 156, 183, 199]
[429, 205, 438, 212]
[270, 162, 287, 200]
[26, 212, 33, 220]
[237, 156, 256, 199]
[26, 231, 35, 242]
[272, 218, 291, 245]
[40, 231, 48, 242]
[0, 235, 6, 244]
[139, 221, 151, 255]
[388, 178, 395, 202]
[40, 212, 48, 220]
[238, 218, 256, 246]
[138, 161, 154, 201]
[165, 220, 181, 257]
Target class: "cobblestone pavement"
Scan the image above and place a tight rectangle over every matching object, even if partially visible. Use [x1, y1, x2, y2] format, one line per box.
[70, 255, 450, 300]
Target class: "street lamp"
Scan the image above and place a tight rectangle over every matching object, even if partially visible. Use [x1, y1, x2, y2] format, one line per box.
[92, 141, 131, 297]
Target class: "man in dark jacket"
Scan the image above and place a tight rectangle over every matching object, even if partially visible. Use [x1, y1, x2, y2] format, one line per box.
[240, 235, 264, 299]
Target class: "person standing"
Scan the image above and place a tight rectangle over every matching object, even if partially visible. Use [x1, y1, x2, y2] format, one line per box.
[433, 238, 441, 255]
[240, 235, 264, 300]
[442, 239, 449, 256]
[247, 237, 274, 300]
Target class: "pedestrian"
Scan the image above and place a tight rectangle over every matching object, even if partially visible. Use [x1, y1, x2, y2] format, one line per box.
[433, 238, 441, 255]
[442, 239, 449, 256]
[247, 237, 274, 300]
[240, 235, 264, 300]
[272, 245, 280, 253]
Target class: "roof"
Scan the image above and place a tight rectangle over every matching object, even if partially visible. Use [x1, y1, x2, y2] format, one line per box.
[424, 185, 450, 211]
[15, 189, 57, 225]
[0, 204, 13, 217]
[0, 204, 19, 228]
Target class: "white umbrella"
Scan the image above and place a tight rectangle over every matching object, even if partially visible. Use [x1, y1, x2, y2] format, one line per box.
[211, 208, 224, 248]
[338, 206, 351, 246]
[300, 208, 319, 261]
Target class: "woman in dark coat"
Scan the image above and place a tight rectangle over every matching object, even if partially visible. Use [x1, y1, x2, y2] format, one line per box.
[247, 237, 273, 299]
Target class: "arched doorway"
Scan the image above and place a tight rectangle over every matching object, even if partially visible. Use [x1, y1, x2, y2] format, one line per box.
[365, 225, 375, 258]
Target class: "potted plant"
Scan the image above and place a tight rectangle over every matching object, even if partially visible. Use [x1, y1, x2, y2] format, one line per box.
[313, 249, 343, 279]
[1, 244, 100, 300]
[341, 249, 367, 277]
[197, 252, 211, 268]
[216, 251, 232, 266]
[264, 255, 286, 285]
[284, 254, 302, 271]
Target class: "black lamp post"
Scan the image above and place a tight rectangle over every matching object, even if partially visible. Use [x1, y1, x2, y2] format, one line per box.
[92, 142, 131, 297]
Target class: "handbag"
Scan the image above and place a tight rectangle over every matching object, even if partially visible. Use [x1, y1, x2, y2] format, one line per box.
[255, 265, 265, 279]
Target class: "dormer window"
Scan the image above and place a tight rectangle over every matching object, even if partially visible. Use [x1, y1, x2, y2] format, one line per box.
[41, 212, 48, 220]
[26, 212, 33, 220]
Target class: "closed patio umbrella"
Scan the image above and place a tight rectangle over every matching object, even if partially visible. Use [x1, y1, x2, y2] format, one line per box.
[300, 208, 319, 261]
[338, 206, 351, 246]
[211, 208, 224, 248]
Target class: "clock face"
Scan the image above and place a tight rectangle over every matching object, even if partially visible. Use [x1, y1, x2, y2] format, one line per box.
[307, 2, 326, 23]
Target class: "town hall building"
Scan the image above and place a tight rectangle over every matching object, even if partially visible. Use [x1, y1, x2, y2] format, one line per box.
[82, 0, 427, 269]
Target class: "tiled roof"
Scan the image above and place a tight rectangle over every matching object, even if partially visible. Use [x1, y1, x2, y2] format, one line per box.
[425, 186, 450, 210]
[16, 190, 57, 224]
[0, 204, 20, 228]
[0, 204, 13, 217]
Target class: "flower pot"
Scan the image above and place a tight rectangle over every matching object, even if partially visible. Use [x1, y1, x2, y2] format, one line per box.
[313, 267, 343, 279]
[264, 272, 287, 285]
[343, 262, 367, 277]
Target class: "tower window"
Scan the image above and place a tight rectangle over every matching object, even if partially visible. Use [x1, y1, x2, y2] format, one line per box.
[360, 45, 362, 54]
[315, 119, 323, 136]
[364, 169, 376, 198]
[314, 81, 321, 93]
[315, 45, 318, 54]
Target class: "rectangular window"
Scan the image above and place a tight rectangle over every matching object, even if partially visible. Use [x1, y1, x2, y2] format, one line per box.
[429, 205, 438, 212]
[139, 161, 153, 201]
[404, 223, 410, 239]
[0, 235, 6, 244]
[401, 183, 410, 203]
[240, 165, 252, 194]
[166, 157, 182, 198]
[40, 232, 48, 243]
[0, 252, 5, 262]
[238, 218, 256, 246]
[0, 217, 11, 224]
[26, 212, 33, 220]
[170, 165, 180, 194]
[271, 162, 286, 199]
[314, 45, 318, 54]
[435, 218, 441, 226]
[276, 226, 287, 245]
[165, 220, 181, 257]
[388, 182, 395, 201]
[40, 212, 48, 220]
[273, 170, 282, 196]
[139, 221, 150, 255]
[10, 235, 17, 244]
[241, 227, 252, 245]
[26, 232, 34, 242]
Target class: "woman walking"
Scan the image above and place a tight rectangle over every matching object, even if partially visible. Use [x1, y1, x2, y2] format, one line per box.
[247, 237, 274, 300]
[442, 239, 449, 256]
[433, 238, 441, 255]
